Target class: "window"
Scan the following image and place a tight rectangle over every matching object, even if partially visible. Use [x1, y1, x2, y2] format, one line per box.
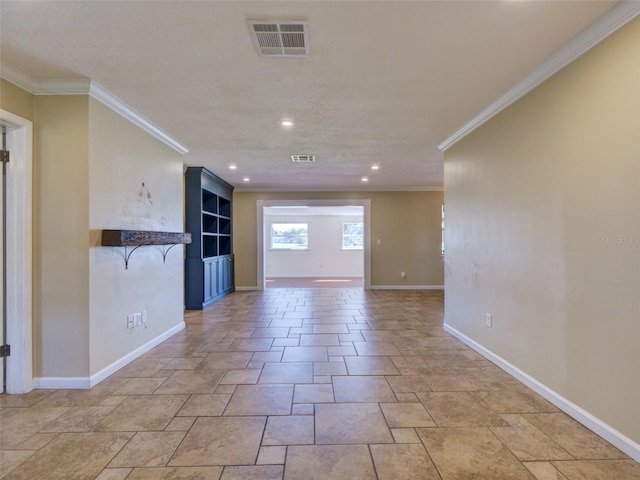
[342, 222, 364, 249]
[271, 223, 309, 250]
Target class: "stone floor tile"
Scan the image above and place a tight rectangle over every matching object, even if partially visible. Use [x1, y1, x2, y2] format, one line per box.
[523, 461, 569, 480]
[198, 352, 253, 369]
[315, 403, 393, 444]
[177, 393, 231, 416]
[257, 446, 287, 465]
[1, 432, 132, 480]
[262, 415, 314, 445]
[344, 356, 401, 375]
[108, 431, 186, 467]
[0, 407, 69, 449]
[170, 416, 266, 466]
[0, 451, 35, 478]
[165, 416, 196, 431]
[94, 395, 188, 431]
[523, 413, 626, 459]
[552, 459, 640, 480]
[224, 385, 293, 416]
[333, 376, 397, 403]
[380, 402, 436, 428]
[281, 346, 328, 362]
[284, 445, 376, 480]
[113, 378, 168, 395]
[126, 466, 223, 479]
[370, 443, 441, 480]
[293, 384, 334, 403]
[417, 391, 509, 427]
[154, 369, 225, 394]
[353, 341, 403, 356]
[94, 469, 133, 480]
[490, 415, 573, 461]
[39, 406, 115, 433]
[220, 368, 262, 385]
[417, 427, 536, 479]
[313, 360, 347, 376]
[391, 428, 422, 444]
[259, 362, 313, 384]
[220, 465, 284, 480]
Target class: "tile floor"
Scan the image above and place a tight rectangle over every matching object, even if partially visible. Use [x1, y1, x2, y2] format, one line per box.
[1, 289, 639, 479]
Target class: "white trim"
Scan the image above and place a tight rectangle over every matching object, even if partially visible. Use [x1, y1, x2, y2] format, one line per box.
[33, 321, 185, 390]
[33, 377, 90, 390]
[443, 323, 640, 463]
[0, 67, 189, 155]
[438, 2, 640, 151]
[370, 285, 444, 290]
[257, 199, 372, 291]
[1, 110, 34, 394]
[235, 286, 259, 291]
[237, 186, 444, 193]
[88, 82, 189, 155]
[89, 321, 185, 387]
[266, 275, 364, 279]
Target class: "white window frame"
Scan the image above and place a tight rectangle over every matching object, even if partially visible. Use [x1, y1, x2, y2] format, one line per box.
[270, 222, 309, 250]
[342, 222, 364, 250]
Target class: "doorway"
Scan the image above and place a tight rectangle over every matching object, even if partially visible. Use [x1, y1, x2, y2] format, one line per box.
[0, 109, 34, 394]
[256, 199, 371, 290]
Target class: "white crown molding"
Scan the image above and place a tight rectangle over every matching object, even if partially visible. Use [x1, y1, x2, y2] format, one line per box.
[0, 65, 189, 155]
[88, 82, 189, 155]
[438, 1, 640, 152]
[235, 185, 444, 193]
[443, 323, 640, 462]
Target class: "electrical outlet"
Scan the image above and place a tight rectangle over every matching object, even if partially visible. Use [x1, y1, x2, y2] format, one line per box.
[400, 272, 406, 279]
[127, 315, 134, 329]
[142, 310, 147, 324]
[485, 313, 492, 327]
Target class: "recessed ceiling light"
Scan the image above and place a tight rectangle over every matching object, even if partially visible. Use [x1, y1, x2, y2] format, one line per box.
[281, 120, 293, 127]
[229, 164, 237, 170]
[361, 177, 369, 182]
[243, 177, 250, 182]
[371, 165, 379, 170]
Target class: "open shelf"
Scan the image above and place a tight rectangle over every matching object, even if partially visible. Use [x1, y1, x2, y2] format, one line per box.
[101, 229, 191, 269]
[185, 167, 235, 309]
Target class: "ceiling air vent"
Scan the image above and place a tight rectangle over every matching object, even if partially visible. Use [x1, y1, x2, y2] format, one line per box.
[248, 20, 310, 57]
[291, 154, 315, 163]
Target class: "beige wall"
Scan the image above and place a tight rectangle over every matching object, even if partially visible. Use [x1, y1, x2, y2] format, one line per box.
[234, 191, 444, 288]
[88, 98, 185, 375]
[6, 85, 186, 380]
[1, 79, 35, 121]
[34, 95, 90, 377]
[444, 17, 640, 444]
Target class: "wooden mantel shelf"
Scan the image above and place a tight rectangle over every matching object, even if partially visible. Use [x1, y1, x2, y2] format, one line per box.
[101, 229, 191, 247]
[101, 230, 192, 269]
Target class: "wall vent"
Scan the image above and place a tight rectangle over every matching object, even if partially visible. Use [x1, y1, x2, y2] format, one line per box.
[248, 20, 310, 57]
[291, 154, 315, 163]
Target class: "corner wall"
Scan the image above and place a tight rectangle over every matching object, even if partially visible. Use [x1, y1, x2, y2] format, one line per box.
[88, 98, 185, 377]
[34, 95, 90, 377]
[444, 17, 640, 447]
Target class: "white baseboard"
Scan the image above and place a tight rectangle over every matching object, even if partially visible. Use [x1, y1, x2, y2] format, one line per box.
[33, 322, 185, 390]
[33, 377, 91, 389]
[266, 275, 363, 279]
[370, 285, 444, 290]
[235, 286, 258, 291]
[443, 323, 640, 463]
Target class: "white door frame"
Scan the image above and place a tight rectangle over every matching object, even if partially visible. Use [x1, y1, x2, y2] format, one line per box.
[1, 109, 34, 394]
[256, 199, 371, 290]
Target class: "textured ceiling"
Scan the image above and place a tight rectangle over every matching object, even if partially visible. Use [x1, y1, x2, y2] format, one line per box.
[0, 0, 618, 190]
